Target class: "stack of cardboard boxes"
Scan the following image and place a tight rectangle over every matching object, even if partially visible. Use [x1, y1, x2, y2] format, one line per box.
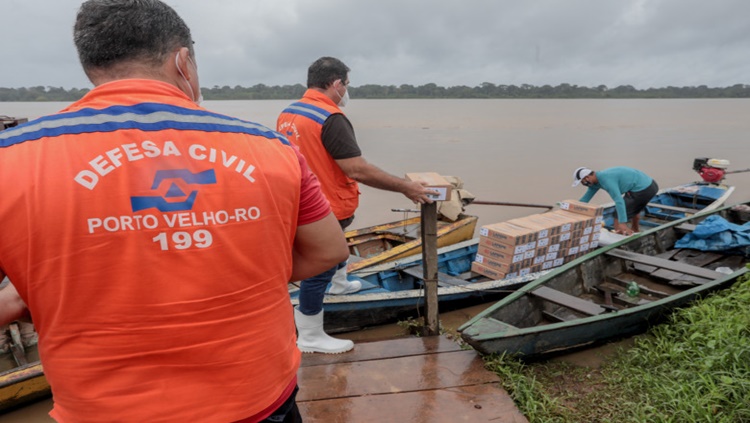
[471, 199, 604, 280]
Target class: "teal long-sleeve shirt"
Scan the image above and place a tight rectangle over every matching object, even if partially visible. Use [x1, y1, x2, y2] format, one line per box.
[579, 167, 653, 223]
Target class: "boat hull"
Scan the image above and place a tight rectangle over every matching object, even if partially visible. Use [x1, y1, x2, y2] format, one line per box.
[290, 239, 546, 333]
[0, 361, 49, 412]
[601, 181, 734, 231]
[345, 215, 478, 272]
[459, 202, 749, 359]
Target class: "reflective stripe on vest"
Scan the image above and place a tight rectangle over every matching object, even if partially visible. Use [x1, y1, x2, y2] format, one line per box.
[0, 102, 290, 148]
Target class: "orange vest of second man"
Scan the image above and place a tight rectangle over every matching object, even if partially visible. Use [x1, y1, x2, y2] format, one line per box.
[277, 89, 360, 220]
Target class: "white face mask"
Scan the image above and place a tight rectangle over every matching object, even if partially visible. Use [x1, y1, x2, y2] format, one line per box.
[175, 52, 203, 105]
[336, 80, 349, 107]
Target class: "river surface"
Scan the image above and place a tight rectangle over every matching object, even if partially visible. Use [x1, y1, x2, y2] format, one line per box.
[2, 98, 749, 421]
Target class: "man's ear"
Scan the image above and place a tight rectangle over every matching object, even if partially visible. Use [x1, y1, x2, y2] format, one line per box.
[174, 47, 193, 80]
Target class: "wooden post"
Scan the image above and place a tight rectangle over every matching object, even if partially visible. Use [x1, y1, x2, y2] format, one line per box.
[421, 202, 440, 336]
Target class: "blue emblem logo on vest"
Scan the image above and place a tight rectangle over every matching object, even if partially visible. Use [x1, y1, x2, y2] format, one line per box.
[131, 169, 217, 212]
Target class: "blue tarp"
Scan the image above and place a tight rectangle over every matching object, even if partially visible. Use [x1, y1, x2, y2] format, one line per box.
[675, 215, 750, 253]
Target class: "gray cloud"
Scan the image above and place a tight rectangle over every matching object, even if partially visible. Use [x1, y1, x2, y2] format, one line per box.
[1, 0, 748, 90]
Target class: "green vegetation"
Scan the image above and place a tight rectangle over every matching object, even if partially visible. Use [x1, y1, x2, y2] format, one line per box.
[2, 83, 749, 102]
[484, 266, 750, 422]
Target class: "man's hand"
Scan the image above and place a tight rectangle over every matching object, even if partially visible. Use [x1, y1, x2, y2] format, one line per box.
[404, 180, 439, 205]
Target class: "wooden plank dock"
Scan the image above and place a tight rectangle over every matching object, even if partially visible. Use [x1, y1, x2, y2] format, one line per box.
[298, 335, 528, 422]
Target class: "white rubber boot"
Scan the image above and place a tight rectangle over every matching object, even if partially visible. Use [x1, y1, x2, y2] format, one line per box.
[294, 308, 354, 354]
[328, 266, 361, 295]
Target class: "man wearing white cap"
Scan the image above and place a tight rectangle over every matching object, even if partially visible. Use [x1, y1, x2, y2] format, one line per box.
[572, 166, 658, 235]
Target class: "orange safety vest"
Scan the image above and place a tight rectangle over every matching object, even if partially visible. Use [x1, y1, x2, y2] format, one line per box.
[0, 80, 302, 422]
[277, 89, 359, 220]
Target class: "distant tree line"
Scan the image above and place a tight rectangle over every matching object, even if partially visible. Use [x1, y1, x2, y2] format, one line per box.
[2, 83, 749, 102]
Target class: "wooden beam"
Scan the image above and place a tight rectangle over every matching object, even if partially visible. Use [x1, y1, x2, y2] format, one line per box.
[421, 202, 439, 336]
[606, 248, 723, 280]
[529, 286, 606, 316]
[647, 203, 702, 214]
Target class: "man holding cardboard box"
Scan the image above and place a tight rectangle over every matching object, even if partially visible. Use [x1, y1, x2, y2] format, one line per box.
[572, 166, 658, 236]
[278, 57, 436, 354]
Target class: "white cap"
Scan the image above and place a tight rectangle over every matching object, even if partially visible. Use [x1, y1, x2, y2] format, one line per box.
[572, 167, 593, 187]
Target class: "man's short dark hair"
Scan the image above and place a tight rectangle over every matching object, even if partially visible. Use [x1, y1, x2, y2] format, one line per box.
[74, 0, 193, 76]
[307, 57, 350, 89]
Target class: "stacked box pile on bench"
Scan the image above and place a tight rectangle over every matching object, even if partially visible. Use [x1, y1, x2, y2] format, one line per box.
[472, 200, 603, 279]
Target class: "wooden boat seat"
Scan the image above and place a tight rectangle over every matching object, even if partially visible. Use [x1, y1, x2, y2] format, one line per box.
[529, 286, 606, 316]
[647, 203, 702, 214]
[606, 248, 722, 280]
[402, 266, 471, 287]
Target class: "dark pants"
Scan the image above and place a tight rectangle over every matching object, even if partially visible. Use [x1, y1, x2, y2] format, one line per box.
[259, 386, 303, 423]
[297, 216, 354, 315]
[625, 180, 659, 219]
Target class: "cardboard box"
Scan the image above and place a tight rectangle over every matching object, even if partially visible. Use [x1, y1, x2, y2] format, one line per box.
[475, 254, 534, 274]
[540, 211, 573, 233]
[558, 199, 604, 217]
[476, 245, 524, 264]
[508, 216, 550, 239]
[471, 261, 506, 280]
[554, 210, 592, 232]
[522, 214, 562, 236]
[479, 236, 528, 255]
[529, 213, 566, 230]
[479, 221, 538, 246]
[405, 172, 452, 201]
[475, 254, 507, 271]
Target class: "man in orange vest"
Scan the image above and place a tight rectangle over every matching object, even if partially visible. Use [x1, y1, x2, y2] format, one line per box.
[0, 1, 348, 421]
[278, 57, 436, 354]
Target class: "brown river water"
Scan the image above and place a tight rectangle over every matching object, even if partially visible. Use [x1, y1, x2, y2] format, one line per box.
[2, 98, 749, 421]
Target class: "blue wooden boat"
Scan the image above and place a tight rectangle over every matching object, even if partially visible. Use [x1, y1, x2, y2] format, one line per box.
[599, 181, 734, 245]
[289, 239, 548, 334]
[602, 181, 734, 230]
[458, 202, 750, 359]
[344, 214, 478, 273]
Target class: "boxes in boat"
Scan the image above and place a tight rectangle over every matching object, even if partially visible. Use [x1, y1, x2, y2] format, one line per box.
[478, 236, 530, 255]
[473, 207, 604, 279]
[405, 172, 452, 201]
[479, 221, 538, 247]
[471, 261, 538, 279]
[476, 244, 524, 265]
[553, 210, 595, 232]
[558, 199, 604, 217]
[471, 261, 506, 280]
[520, 213, 562, 236]
[474, 253, 531, 274]
[507, 216, 551, 240]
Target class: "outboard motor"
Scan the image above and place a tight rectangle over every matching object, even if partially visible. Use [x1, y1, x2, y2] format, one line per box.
[693, 157, 730, 183]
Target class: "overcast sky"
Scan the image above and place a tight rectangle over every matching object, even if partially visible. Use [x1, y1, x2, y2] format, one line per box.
[1, 0, 748, 90]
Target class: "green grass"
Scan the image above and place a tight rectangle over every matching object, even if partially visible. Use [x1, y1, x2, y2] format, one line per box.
[484, 266, 750, 422]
